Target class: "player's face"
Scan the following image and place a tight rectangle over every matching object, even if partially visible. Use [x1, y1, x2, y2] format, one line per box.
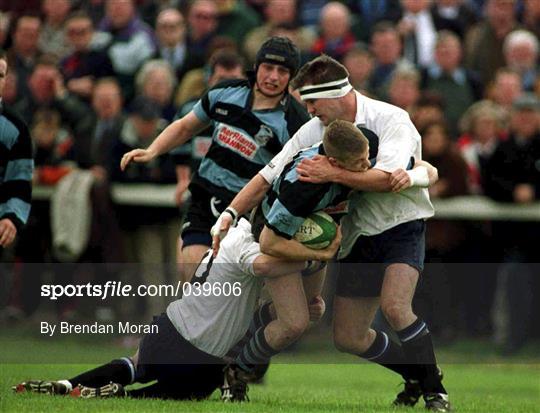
[0, 59, 7, 98]
[256, 62, 290, 98]
[305, 97, 346, 126]
[339, 146, 370, 172]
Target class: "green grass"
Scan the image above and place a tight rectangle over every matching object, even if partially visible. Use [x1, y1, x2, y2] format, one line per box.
[1, 331, 539, 413]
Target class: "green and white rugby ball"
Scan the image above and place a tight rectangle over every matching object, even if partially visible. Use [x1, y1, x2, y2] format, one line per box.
[294, 211, 337, 249]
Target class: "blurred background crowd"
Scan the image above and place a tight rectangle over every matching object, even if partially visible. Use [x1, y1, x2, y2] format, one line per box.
[0, 0, 538, 354]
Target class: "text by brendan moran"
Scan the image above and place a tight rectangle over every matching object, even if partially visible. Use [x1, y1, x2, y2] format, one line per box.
[40, 321, 158, 337]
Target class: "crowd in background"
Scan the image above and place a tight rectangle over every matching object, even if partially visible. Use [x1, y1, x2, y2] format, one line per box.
[0, 0, 539, 353]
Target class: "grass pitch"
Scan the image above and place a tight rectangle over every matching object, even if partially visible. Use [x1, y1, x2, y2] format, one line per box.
[1, 331, 539, 413]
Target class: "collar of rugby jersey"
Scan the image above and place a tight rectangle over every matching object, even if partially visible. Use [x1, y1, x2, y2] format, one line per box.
[353, 90, 367, 126]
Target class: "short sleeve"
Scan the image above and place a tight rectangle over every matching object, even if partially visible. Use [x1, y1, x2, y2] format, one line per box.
[373, 122, 419, 172]
[237, 239, 263, 276]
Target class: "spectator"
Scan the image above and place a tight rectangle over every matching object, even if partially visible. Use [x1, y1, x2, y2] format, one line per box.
[484, 93, 540, 354]
[0, 11, 10, 48]
[345, 0, 401, 42]
[60, 11, 115, 100]
[418, 119, 471, 341]
[368, 21, 408, 99]
[457, 100, 508, 194]
[88, 77, 126, 172]
[465, 0, 520, 85]
[14, 55, 95, 168]
[154, 8, 202, 82]
[423, 121, 469, 199]
[186, 0, 219, 64]
[484, 93, 540, 202]
[388, 66, 421, 112]
[311, 2, 357, 61]
[111, 96, 174, 184]
[244, 0, 314, 65]
[297, 0, 327, 28]
[518, 0, 540, 39]
[503, 29, 539, 91]
[136, 0, 183, 27]
[488, 68, 524, 110]
[31, 108, 76, 186]
[342, 45, 374, 94]
[214, 0, 260, 46]
[81, 0, 106, 26]
[412, 92, 447, 131]
[6, 14, 42, 103]
[98, 0, 157, 99]
[430, 0, 478, 40]
[0, 0, 41, 23]
[38, 0, 72, 59]
[135, 59, 177, 122]
[110, 96, 178, 318]
[175, 36, 238, 107]
[420, 30, 483, 137]
[397, 0, 438, 67]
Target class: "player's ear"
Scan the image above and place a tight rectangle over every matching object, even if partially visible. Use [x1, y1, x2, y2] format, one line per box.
[328, 157, 339, 167]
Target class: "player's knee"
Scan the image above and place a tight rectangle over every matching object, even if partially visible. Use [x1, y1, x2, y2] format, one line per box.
[333, 327, 371, 354]
[381, 301, 411, 327]
[282, 314, 309, 341]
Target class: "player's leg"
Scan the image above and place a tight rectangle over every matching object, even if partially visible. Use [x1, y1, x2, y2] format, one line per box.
[223, 272, 309, 401]
[333, 293, 411, 376]
[179, 186, 225, 283]
[235, 272, 308, 369]
[302, 262, 327, 303]
[334, 241, 417, 387]
[381, 263, 449, 410]
[379, 219, 450, 411]
[181, 243, 210, 283]
[13, 354, 137, 396]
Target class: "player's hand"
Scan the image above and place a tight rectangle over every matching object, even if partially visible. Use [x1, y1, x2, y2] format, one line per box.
[308, 295, 326, 322]
[174, 181, 190, 206]
[120, 148, 157, 170]
[0, 218, 17, 247]
[210, 212, 234, 257]
[514, 183, 535, 204]
[389, 168, 412, 192]
[317, 225, 342, 261]
[296, 155, 337, 184]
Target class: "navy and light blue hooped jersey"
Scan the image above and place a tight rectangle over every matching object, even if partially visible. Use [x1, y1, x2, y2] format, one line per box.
[262, 144, 349, 239]
[191, 78, 309, 202]
[0, 106, 33, 229]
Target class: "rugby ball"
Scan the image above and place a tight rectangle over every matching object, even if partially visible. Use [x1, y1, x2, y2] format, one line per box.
[294, 211, 337, 249]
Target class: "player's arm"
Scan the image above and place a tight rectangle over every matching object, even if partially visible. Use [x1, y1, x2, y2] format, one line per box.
[259, 225, 341, 262]
[252, 253, 308, 278]
[297, 155, 393, 191]
[297, 122, 423, 192]
[120, 111, 208, 170]
[389, 160, 438, 192]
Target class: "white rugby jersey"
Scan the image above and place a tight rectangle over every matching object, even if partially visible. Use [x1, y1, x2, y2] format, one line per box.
[259, 91, 434, 258]
[167, 219, 263, 358]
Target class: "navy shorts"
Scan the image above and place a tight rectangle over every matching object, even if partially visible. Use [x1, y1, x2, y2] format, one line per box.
[336, 219, 426, 298]
[136, 313, 224, 399]
[181, 184, 227, 248]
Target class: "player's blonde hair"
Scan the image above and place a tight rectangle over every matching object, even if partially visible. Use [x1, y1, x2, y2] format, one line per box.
[323, 120, 368, 162]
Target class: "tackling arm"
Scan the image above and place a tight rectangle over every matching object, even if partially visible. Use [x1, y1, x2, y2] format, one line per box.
[259, 225, 341, 262]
